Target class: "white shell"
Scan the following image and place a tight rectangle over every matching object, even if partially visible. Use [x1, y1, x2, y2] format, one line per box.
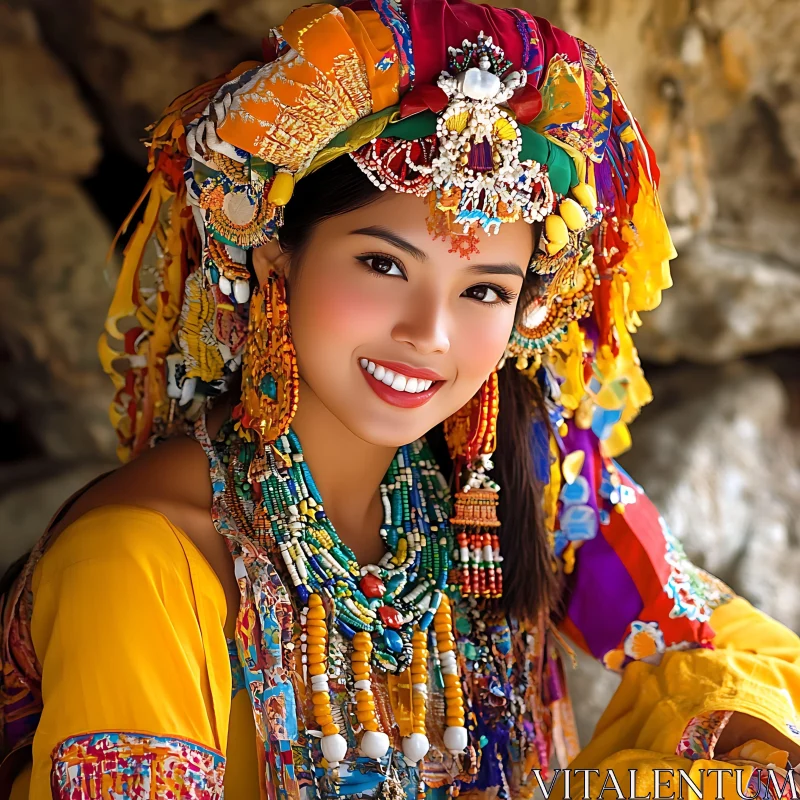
[522, 301, 548, 330]
[443, 726, 468, 754]
[233, 279, 250, 304]
[179, 376, 197, 407]
[401, 733, 430, 764]
[360, 730, 391, 760]
[457, 67, 501, 101]
[218, 275, 232, 296]
[321, 733, 348, 765]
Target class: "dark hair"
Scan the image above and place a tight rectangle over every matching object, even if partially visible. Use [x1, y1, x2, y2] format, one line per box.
[279, 156, 562, 623]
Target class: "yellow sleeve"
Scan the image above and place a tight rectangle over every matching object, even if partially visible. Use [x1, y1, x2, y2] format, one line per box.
[565, 597, 800, 797]
[27, 505, 232, 798]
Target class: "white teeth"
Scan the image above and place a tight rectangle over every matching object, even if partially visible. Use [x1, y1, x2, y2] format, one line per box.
[391, 374, 407, 392]
[360, 360, 438, 393]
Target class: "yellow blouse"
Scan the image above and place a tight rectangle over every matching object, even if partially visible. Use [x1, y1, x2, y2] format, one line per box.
[17, 504, 800, 798]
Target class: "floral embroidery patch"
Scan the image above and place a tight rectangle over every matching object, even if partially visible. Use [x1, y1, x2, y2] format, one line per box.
[50, 732, 225, 799]
[659, 516, 733, 623]
[623, 620, 665, 662]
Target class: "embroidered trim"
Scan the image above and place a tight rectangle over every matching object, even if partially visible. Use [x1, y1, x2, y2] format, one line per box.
[676, 710, 733, 760]
[50, 732, 225, 799]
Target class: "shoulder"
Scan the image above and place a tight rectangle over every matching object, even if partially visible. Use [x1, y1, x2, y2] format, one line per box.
[37, 402, 238, 618]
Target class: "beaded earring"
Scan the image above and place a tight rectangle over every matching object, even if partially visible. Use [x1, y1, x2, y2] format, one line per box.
[444, 369, 503, 599]
[236, 267, 299, 451]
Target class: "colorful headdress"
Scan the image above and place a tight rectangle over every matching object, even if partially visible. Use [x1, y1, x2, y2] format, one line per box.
[102, 0, 674, 469]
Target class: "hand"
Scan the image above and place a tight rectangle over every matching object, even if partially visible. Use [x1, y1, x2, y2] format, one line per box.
[715, 712, 800, 768]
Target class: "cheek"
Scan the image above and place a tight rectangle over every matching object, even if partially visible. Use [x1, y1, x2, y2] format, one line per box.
[290, 266, 391, 360]
[451, 306, 515, 380]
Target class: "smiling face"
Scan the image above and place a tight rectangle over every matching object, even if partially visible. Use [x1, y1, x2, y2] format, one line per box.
[254, 188, 535, 448]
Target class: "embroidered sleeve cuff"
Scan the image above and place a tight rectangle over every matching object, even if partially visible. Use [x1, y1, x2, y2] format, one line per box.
[50, 732, 225, 798]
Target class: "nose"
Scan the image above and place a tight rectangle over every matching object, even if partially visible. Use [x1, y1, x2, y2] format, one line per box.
[391, 291, 451, 356]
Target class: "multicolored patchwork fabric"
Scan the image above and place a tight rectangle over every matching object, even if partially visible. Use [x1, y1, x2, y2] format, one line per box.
[550, 419, 734, 671]
[50, 732, 225, 799]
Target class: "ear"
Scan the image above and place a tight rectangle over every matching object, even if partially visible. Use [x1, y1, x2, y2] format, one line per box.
[252, 238, 291, 287]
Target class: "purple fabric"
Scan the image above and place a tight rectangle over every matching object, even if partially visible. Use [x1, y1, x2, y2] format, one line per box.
[562, 426, 644, 659]
[566, 533, 644, 659]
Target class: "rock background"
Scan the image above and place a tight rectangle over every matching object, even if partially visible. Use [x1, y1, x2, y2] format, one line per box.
[1, 0, 798, 751]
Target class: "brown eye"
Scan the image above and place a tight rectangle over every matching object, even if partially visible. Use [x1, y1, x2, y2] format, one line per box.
[462, 284, 514, 304]
[359, 255, 405, 277]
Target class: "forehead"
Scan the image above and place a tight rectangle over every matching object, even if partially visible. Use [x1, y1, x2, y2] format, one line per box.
[314, 189, 536, 262]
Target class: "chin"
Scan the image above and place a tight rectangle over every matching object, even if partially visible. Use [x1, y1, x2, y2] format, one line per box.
[344, 412, 437, 449]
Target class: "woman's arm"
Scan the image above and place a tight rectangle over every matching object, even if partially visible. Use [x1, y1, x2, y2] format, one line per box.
[551, 424, 800, 793]
[26, 506, 232, 798]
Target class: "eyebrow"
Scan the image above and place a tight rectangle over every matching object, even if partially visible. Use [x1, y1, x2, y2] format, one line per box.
[350, 225, 525, 280]
[466, 262, 526, 281]
[350, 226, 428, 261]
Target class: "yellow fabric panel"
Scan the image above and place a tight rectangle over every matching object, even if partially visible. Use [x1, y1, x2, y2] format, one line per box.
[566, 597, 800, 796]
[24, 505, 258, 799]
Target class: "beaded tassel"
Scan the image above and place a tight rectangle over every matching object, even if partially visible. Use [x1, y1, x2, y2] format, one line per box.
[306, 594, 348, 769]
[445, 370, 503, 599]
[401, 627, 430, 763]
[353, 631, 391, 759]
[434, 595, 468, 754]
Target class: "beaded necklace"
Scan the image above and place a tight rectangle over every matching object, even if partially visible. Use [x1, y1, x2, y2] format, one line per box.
[249, 429, 469, 769]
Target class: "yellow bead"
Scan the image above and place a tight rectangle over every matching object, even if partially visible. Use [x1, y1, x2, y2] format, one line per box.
[268, 171, 295, 206]
[312, 691, 329, 703]
[307, 653, 325, 665]
[322, 722, 339, 736]
[545, 213, 569, 255]
[352, 652, 369, 663]
[308, 594, 322, 607]
[444, 687, 462, 699]
[443, 674, 460, 687]
[317, 714, 334, 727]
[362, 720, 379, 732]
[559, 198, 587, 232]
[355, 691, 373, 702]
[307, 607, 325, 621]
[307, 634, 325, 645]
[308, 662, 326, 676]
[572, 181, 598, 214]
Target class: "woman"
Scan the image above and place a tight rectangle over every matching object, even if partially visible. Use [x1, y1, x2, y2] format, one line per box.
[3, 1, 800, 797]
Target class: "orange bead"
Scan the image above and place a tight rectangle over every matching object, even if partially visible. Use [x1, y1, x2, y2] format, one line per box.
[322, 723, 339, 736]
[308, 663, 326, 676]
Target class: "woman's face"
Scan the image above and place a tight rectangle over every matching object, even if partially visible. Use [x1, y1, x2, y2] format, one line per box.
[256, 189, 533, 448]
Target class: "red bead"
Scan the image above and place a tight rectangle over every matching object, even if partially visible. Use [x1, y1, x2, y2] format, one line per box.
[359, 574, 386, 599]
[377, 605, 402, 629]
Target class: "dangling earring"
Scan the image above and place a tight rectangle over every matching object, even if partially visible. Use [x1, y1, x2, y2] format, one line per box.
[235, 266, 298, 449]
[444, 369, 503, 599]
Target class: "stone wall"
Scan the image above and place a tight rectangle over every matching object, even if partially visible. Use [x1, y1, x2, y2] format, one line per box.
[1, 0, 798, 749]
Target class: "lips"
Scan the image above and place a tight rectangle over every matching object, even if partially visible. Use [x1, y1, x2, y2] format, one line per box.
[359, 358, 444, 409]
